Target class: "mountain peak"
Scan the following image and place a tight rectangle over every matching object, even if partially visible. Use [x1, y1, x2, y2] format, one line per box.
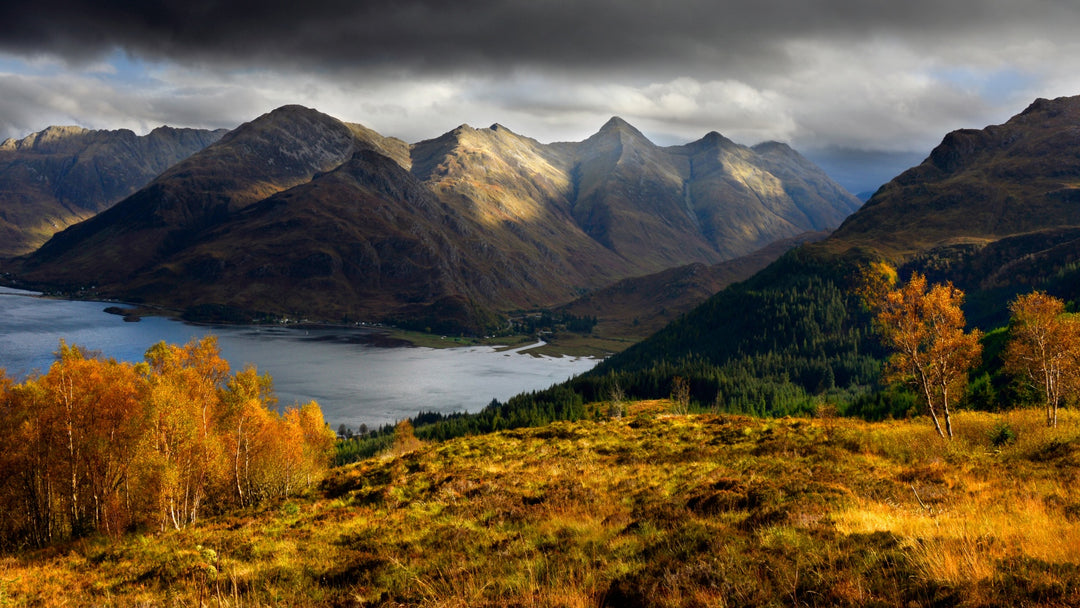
[217, 104, 360, 158]
[1, 125, 92, 151]
[585, 116, 653, 148]
[238, 105, 355, 135]
[601, 116, 632, 130]
[39, 125, 92, 139]
[688, 131, 737, 150]
[752, 141, 794, 154]
[267, 104, 320, 117]
[597, 116, 646, 137]
[1018, 95, 1080, 118]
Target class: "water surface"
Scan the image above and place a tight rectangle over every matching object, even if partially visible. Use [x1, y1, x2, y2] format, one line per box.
[0, 287, 599, 429]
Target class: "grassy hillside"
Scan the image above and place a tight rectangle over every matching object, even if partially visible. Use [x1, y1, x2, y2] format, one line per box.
[5, 405, 1080, 606]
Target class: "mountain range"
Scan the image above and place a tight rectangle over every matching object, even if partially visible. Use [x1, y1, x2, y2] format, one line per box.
[0, 125, 226, 257]
[2, 106, 859, 333]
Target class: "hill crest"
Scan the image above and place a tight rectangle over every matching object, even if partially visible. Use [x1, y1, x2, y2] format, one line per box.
[827, 94, 1080, 258]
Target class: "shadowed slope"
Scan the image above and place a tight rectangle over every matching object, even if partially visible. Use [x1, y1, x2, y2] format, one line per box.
[562, 230, 831, 340]
[17, 105, 385, 285]
[123, 149, 490, 329]
[0, 125, 225, 256]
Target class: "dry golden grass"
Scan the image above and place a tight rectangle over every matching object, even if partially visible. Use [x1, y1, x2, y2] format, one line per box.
[4, 406, 1080, 606]
[830, 409, 1080, 595]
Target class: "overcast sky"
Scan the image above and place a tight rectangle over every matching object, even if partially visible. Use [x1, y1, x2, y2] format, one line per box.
[1, 1, 1078, 193]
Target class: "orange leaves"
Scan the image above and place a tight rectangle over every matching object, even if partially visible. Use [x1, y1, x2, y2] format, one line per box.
[0, 337, 334, 548]
[869, 265, 982, 439]
[140, 337, 233, 529]
[1003, 291, 1080, 427]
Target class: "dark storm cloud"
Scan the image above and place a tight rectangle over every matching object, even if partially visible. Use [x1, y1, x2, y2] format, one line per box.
[3, 0, 1079, 194]
[1, 0, 1074, 75]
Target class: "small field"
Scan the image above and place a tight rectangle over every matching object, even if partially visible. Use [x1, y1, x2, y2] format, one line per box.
[389, 329, 625, 358]
[3, 405, 1080, 606]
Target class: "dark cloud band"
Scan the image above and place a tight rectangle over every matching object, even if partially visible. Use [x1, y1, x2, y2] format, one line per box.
[2, 0, 1075, 74]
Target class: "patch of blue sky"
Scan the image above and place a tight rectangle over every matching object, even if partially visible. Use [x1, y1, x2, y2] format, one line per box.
[0, 53, 66, 77]
[930, 66, 1036, 103]
[0, 49, 164, 88]
[90, 49, 165, 87]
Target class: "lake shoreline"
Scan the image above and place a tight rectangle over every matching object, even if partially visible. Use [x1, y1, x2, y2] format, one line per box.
[1, 284, 618, 357]
[0, 290, 601, 428]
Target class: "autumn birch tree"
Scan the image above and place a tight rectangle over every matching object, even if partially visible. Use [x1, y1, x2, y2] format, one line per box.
[870, 267, 982, 439]
[1003, 291, 1080, 427]
[0, 373, 59, 546]
[142, 337, 230, 529]
[220, 366, 277, 507]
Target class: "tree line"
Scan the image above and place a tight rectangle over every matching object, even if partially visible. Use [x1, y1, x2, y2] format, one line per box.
[0, 336, 336, 550]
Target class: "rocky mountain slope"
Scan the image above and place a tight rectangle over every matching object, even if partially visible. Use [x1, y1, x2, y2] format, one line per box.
[0, 125, 225, 256]
[828, 95, 1080, 258]
[4, 106, 859, 333]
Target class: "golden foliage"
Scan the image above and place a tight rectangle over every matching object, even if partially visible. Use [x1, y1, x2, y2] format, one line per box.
[1003, 291, 1080, 427]
[390, 419, 423, 456]
[5, 409, 1080, 606]
[854, 259, 898, 309]
[0, 337, 334, 549]
[869, 267, 982, 439]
